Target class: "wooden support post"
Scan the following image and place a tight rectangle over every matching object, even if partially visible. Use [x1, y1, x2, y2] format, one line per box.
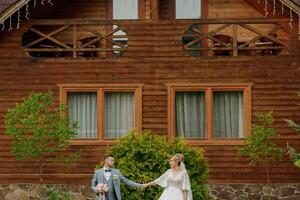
[233, 24, 238, 56]
[151, 0, 159, 19]
[73, 25, 77, 58]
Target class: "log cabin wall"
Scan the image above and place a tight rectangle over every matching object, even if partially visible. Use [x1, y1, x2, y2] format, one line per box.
[0, 0, 300, 184]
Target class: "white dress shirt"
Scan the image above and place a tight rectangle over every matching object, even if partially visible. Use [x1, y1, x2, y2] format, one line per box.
[104, 167, 111, 181]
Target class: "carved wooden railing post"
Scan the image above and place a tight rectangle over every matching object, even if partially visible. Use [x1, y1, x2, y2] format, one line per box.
[232, 24, 238, 56]
[73, 25, 77, 58]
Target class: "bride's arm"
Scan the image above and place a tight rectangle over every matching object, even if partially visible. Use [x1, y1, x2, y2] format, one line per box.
[183, 190, 188, 200]
[143, 169, 170, 188]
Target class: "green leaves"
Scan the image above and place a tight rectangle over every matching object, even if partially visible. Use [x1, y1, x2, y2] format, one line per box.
[5, 90, 80, 183]
[287, 143, 300, 169]
[238, 112, 284, 184]
[238, 112, 284, 166]
[98, 130, 210, 200]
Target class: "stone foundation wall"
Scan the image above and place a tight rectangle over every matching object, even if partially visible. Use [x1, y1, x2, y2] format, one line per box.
[0, 184, 299, 200]
[208, 184, 300, 200]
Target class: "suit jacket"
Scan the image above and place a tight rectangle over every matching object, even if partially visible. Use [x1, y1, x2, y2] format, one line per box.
[91, 168, 141, 200]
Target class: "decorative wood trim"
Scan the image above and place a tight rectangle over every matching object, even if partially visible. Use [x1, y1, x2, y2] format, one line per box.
[167, 85, 174, 142]
[201, 0, 209, 19]
[59, 84, 143, 145]
[167, 83, 252, 145]
[31, 18, 290, 26]
[169, 0, 175, 19]
[201, 0, 209, 54]
[107, 0, 113, 20]
[106, 0, 113, 57]
[150, 0, 159, 19]
[139, 0, 146, 19]
[98, 89, 104, 141]
[206, 88, 212, 139]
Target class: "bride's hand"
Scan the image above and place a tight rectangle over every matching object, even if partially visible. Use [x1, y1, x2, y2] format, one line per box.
[141, 182, 151, 189]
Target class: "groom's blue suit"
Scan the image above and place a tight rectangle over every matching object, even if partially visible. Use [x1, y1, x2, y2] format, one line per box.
[91, 168, 141, 200]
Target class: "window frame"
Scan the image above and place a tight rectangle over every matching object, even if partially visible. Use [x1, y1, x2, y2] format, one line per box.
[60, 84, 143, 145]
[168, 83, 252, 145]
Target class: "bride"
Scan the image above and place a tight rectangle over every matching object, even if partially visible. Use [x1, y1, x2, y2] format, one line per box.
[143, 154, 192, 200]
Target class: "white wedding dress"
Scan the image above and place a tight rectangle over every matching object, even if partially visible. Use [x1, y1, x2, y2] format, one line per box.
[154, 169, 193, 200]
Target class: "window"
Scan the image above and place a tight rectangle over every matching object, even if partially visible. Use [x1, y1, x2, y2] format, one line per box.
[164, 0, 207, 19]
[113, 0, 139, 19]
[168, 83, 252, 145]
[175, 0, 201, 19]
[60, 84, 142, 145]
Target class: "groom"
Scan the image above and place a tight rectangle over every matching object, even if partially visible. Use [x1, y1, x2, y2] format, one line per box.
[91, 154, 142, 200]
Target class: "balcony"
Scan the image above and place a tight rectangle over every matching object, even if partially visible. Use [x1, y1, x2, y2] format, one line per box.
[22, 18, 290, 59]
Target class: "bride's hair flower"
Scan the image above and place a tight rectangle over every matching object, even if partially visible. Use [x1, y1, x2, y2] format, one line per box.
[175, 153, 184, 162]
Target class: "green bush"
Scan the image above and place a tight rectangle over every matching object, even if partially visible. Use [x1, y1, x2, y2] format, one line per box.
[97, 130, 209, 200]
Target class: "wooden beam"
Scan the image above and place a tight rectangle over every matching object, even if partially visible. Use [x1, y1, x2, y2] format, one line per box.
[31, 18, 290, 26]
[150, 0, 159, 19]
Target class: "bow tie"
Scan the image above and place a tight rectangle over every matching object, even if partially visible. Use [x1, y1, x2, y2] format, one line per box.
[105, 169, 111, 172]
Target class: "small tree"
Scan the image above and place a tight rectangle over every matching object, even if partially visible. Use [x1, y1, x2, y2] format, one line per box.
[5, 90, 80, 184]
[238, 111, 284, 185]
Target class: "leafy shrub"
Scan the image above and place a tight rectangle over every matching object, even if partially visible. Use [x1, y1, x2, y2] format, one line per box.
[97, 130, 209, 200]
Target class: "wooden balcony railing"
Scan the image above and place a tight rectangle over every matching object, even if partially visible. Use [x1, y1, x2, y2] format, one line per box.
[22, 19, 290, 58]
[23, 20, 129, 58]
[182, 19, 288, 57]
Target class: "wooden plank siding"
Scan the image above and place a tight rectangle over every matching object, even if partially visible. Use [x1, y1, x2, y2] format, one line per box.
[0, 0, 300, 184]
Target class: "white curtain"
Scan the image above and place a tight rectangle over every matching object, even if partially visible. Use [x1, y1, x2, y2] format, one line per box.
[176, 0, 201, 19]
[68, 92, 97, 139]
[113, 0, 138, 19]
[175, 92, 206, 139]
[105, 92, 135, 139]
[213, 91, 243, 138]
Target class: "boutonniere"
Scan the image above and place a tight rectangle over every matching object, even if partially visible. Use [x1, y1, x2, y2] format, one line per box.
[113, 175, 119, 180]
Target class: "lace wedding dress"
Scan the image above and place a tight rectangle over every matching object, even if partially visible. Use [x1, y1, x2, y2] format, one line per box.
[154, 169, 193, 200]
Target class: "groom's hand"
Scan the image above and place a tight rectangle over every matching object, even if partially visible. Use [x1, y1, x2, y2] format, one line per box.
[140, 184, 147, 190]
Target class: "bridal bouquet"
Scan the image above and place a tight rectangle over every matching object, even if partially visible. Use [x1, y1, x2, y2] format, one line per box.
[96, 183, 109, 200]
[96, 183, 109, 193]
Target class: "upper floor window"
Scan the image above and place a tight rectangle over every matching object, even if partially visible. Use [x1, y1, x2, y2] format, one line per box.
[113, 0, 139, 19]
[60, 84, 142, 145]
[168, 83, 252, 145]
[175, 0, 201, 19]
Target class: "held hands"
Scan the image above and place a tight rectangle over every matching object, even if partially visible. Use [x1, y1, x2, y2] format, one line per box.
[140, 182, 152, 190]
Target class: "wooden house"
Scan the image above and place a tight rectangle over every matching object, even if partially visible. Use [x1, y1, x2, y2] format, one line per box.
[0, 0, 300, 188]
